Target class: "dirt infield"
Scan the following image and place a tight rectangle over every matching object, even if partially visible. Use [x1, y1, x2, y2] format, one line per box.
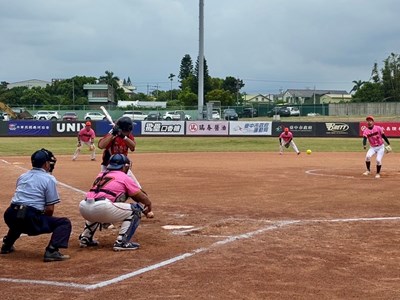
[0, 151, 399, 299]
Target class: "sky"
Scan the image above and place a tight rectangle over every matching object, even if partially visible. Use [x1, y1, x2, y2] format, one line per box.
[1, 0, 400, 95]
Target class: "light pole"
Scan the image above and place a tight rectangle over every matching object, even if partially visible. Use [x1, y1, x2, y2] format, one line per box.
[168, 73, 175, 101]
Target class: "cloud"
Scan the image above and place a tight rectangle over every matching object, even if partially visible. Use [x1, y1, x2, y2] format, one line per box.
[1, 0, 400, 94]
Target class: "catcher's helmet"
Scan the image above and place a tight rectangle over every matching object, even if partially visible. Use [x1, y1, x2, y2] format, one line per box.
[107, 154, 131, 170]
[31, 148, 57, 171]
[116, 117, 133, 132]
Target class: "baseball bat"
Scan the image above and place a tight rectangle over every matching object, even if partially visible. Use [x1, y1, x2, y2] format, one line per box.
[100, 106, 115, 126]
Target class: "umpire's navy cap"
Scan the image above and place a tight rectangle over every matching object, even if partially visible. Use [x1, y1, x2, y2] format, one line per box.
[31, 149, 54, 168]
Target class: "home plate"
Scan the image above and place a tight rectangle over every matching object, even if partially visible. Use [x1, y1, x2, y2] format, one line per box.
[162, 225, 194, 230]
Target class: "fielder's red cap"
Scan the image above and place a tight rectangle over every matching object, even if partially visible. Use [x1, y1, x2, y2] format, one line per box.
[85, 121, 92, 126]
[284, 127, 289, 132]
[366, 115, 374, 121]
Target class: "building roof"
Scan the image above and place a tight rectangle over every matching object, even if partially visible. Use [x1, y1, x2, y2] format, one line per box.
[286, 89, 349, 97]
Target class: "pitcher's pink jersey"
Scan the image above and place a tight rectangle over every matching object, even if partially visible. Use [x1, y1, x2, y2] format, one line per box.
[363, 125, 384, 147]
[78, 128, 95, 143]
[279, 131, 293, 143]
[86, 170, 141, 202]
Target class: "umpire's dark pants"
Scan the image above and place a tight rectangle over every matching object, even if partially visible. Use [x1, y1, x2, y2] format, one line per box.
[3, 204, 71, 249]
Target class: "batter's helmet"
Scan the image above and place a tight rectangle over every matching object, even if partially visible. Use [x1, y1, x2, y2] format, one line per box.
[107, 154, 131, 170]
[31, 148, 57, 172]
[116, 117, 133, 132]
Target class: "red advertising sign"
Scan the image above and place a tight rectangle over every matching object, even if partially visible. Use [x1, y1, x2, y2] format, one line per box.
[359, 122, 400, 137]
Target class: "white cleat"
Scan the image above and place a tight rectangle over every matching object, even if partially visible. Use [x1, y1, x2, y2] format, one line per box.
[375, 174, 381, 179]
[362, 171, 370, 176]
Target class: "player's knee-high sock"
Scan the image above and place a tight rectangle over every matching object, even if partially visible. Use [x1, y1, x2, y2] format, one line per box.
[377, 165, 381, 174]
[366, 161, 371, 171]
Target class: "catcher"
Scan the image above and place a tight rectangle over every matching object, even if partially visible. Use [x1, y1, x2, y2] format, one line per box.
[78, 153, 153, 251]
[279, 127, 300, 155]
[72, 121, 96, 161]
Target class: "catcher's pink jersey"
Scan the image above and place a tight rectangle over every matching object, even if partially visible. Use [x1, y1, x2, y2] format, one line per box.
[363, 125, 384, 147]
[86, 170, 141, 202]
[78, 128, 95, 143]
[279, 131, 293, 143]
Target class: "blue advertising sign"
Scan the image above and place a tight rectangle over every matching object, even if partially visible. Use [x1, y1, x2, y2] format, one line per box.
[229, 121, 272, 136]
[8, 121, 51, 136]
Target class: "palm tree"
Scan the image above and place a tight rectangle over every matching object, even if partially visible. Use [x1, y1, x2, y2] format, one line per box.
[99, 70, 120, 102]
[168, 73, 175, 101]
[350, 80, 366, 94]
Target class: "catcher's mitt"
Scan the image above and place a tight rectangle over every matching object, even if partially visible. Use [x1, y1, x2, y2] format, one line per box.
[385, 145, 392, 153]
[89, 144, 95, 151]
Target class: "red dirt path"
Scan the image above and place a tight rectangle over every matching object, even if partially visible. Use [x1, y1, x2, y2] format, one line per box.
[0, 152, 399, 299]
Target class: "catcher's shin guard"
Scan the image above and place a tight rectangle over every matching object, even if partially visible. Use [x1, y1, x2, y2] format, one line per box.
[80, 221, 100, 239]
[119, 204, 143, 243]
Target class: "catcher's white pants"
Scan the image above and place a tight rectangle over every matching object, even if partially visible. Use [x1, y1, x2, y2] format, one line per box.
[73, 141, 96, 160]
[366, 144, 385, 165]
[79, 199, 136, 241]
[280, 140, 300, 154]
[100, 165, 142, 189]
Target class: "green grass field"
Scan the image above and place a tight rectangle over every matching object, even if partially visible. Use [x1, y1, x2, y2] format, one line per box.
[1, 136, 398, 156]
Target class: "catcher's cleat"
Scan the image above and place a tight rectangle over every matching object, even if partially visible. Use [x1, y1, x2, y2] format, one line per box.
[362, 170, 371, 176]
[79, 236, 99, 248]
[375, 174, 381, 179]
[43, 250, 70, 262]
[113, 241, 140, 251]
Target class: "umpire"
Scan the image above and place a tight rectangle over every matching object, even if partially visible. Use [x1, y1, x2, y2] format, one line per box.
[1, 149, 72, 262]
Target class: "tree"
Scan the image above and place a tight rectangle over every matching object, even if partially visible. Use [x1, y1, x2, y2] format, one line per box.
[222, 76, 245, 94]
[381, 53, 400, 101]
[350, 80, 366, 94]
[99, 70, 120, 101]
[353, 52, 400, 102]
[178, 87, 198, 107]
[205, 89, 234, 106]
[192, 56, 212, 95]
[178, 54, 194, 84]
[168, 73, 175, 101]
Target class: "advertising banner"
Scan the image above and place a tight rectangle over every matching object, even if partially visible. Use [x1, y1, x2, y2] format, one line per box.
[229, 121, 272, 136]
[272, 122, 316, 137]
[186, 121, 229, 136]
[141, 121, 185, 135]
[8, 121, 51, 136]
[94, 120, 141, 136]
[52, 121, 96, 136]
[316, 122, 359, 137]
[359, 122, 400, 137]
